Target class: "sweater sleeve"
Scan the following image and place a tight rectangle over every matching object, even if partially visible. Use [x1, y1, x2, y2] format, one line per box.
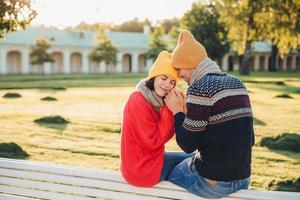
[126, 93, 175, 151]
[174, 112, 205, 153]
[173, 94, 211, 153]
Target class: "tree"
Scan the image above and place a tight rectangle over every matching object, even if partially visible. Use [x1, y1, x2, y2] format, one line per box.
[67, 22, 112, 32]
[0, 0, 37, 39]
[146, 27, 168, 61]
[30, 37, 54, 65]
[255, 0, 300, 71]
[168, 26, 180, 50]
[112, 18, 151, 33]
[181, 1, 230, 63]
[158, 18, 180, 33]
[215, 0, 264, 75]
[89, 30, 118, 67]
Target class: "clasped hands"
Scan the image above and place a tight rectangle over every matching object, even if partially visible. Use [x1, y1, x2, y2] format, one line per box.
[164, 88, 187, 115]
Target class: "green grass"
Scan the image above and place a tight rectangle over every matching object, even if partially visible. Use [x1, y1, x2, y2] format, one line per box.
[0, 71, 299, 191]
[0, 73, 147, 89]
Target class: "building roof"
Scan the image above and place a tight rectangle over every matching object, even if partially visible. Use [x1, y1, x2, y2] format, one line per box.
[252, 41, 272, 53]
[0, 27, 149, 50]
[0, 27, 274, 53]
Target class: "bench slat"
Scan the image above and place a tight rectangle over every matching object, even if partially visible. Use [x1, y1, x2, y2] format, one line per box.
[0, 158, 299, 200]
[0, 176, 175, 200]
[229, 189, 300, 200]
[0, 167, 207, 200]
[0, 158, 177, 190]
[0, 185, 95, 200]
[0, 194, 34, 200]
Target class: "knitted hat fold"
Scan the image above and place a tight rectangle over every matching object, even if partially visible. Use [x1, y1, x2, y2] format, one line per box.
[148, 51, 178, 82]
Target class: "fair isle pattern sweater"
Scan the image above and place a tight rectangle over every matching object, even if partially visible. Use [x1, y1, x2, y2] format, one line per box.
[174, 73, 254, 181]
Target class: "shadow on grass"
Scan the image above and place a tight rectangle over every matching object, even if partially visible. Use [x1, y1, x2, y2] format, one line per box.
[100, 127, 121, 134]
[29, 144, 119, 158]
[268, 178, 300, 192]
[274, 81, 286, 86]
[3, 92, 22, 98]
[51, 86, 66, 91]
[270, 149, 300, 165]
[67, 150, 119, 158]
[255, 156, 286, 163]
[275, 94, 293, 99]
[260, 133, 300, 153]
[34, 115, 69, 131]
[260, 133, 300, 192]
[41, 96, 57, 101]
[35, 123, 68, 131]
[0, 142, 29, 159]
[244, 80, 300, 95]
[253, 117, 266, 126]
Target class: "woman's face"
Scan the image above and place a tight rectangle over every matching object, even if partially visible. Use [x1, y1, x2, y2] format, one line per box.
[154, 75, 176, 97]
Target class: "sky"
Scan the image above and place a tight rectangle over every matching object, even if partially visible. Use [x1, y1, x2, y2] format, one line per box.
[31, 0, 198, 28]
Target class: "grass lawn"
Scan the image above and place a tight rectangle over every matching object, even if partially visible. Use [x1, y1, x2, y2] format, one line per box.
[0, 71, 299, 191]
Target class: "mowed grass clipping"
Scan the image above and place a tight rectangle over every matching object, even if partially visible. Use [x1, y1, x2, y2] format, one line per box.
[0, 72, 299, 191]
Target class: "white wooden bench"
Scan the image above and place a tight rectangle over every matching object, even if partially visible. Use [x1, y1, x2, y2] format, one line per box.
[0, 158, 299, 200]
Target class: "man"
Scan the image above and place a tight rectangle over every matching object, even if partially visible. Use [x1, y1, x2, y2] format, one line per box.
[164, 30, 254, 199]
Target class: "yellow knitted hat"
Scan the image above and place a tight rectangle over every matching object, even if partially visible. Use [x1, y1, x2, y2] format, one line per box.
[148, 51, 179, 82]
[172, 30, 208, 69]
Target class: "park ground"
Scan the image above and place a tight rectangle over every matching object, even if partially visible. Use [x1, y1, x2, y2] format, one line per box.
[0, 72, 299, 191]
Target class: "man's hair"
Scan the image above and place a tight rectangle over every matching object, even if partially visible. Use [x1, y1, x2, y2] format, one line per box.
[145, 77, 155, 90]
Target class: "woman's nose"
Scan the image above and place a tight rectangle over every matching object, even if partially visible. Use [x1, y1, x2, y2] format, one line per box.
[166, 81, 173, 89]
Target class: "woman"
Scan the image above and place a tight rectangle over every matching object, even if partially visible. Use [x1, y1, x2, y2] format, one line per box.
[120, 51, 189, 187]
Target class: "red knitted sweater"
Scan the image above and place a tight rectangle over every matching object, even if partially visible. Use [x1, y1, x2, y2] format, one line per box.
[120, 91, 175, 187]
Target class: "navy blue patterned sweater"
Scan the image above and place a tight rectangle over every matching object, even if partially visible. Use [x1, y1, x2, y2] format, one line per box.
[174, 73, 254, 181]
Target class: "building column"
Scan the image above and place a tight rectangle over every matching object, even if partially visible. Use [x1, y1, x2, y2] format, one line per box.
[0, 46, 7, 75]
[82, 50, 89, 73]
[275, 55, 280, 70]
[21, 47, 30, 74]
[233, 63, 239, 71]
[44, 62, 51, 75]
[63, 49, 71, 74]
[146, 59, 153, 71]
[99, 61, 106, 73]
[264, 56, 269, 71]
[291, 55, 296, 71]
[116, 53, 123, 73]
[132, 52, 139, 73]
[222, 54, 229, 71]
[254, 55, 259, 71]
[282, 56, 287, 71]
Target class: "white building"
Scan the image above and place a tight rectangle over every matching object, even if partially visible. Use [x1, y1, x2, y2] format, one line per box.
[0, 27, 152, 75]
[0, 27, 299, 75]
[221, 42, 300, 72]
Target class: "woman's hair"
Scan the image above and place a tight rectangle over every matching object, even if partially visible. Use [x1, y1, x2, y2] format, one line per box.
[145, 77, 155, 91]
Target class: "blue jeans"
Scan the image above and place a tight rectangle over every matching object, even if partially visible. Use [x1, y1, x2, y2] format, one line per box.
[159, 152, 192, 181]
[168, 157, 250, 199]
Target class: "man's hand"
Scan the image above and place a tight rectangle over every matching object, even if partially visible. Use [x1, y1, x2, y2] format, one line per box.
[177, 89, 187, 114]
[164, 88, 184, 115]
